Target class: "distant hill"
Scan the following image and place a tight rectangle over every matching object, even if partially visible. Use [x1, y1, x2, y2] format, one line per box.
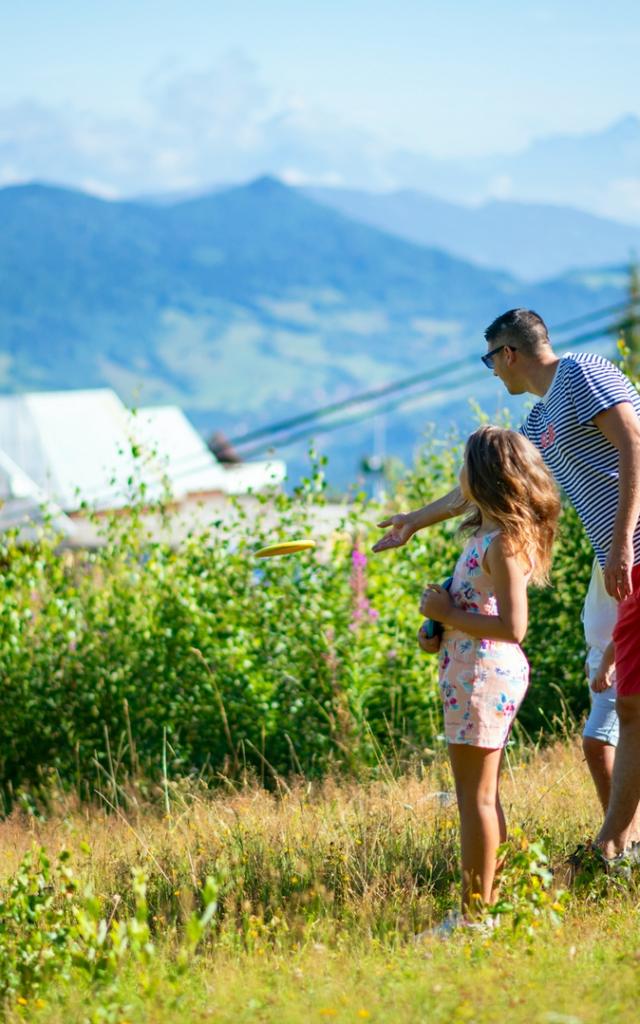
[0, 177, 628, 484]
[303, 186, 640, 281]
[380, 116, 640, 225]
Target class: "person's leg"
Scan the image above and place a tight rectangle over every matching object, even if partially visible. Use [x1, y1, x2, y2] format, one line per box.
[582, 734, 640, 843]
[595, 569, 640, 859]
[596, 693, 640, 858]
[629, 803, 640, 845]
[448, 743, 503, 917]
[582, 736, 616, 813]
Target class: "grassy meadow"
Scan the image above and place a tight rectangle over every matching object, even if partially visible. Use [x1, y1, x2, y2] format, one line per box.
[2, 376, 640, 1022]
[2, 739, 640, 1023]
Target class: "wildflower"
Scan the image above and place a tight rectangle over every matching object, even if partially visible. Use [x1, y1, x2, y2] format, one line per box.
[351, 547, 367, 569]
[349, 542, 378, 629]
[357, 1012, 371, 1019]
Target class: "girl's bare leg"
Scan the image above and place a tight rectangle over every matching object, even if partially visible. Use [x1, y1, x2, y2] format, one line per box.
[448, 743, 504, 917]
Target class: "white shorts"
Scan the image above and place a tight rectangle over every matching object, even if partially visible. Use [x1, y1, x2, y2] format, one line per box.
[583, 647, 618, 747]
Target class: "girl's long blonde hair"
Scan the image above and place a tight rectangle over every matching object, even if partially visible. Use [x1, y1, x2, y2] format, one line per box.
[460, 426, 561, 585]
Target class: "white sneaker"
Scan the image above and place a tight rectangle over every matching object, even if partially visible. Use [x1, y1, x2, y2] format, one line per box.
[415, 911, 498, 942]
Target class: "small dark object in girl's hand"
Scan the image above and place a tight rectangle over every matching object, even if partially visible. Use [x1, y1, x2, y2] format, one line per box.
[421, 576, 453, 639]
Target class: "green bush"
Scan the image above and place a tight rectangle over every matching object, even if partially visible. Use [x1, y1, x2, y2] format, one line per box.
[0, 436, 595, 803]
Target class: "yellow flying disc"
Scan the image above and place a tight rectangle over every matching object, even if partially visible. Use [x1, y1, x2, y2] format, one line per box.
[255, 540, 316, 558]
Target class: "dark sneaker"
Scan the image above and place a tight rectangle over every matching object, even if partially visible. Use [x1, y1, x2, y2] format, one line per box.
[567, 840, 640, 883]
[606, 842, 640, 880]
[566, 842, 595, 882]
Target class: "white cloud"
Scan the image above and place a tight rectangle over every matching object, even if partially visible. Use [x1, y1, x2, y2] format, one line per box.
[0, 53, 399, 196]
[601, 178, 640, 225]
[486, 175, 514, 200]
[78, 178, 121, 200]
[280, 168, 344, 187]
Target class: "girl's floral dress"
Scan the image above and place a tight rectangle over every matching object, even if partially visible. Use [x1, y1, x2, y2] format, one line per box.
[438, 530, 529, 748]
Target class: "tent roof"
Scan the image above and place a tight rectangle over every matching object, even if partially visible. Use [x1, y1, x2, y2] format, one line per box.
[0, 446, 76, 540]
[0, 390, 285, 511]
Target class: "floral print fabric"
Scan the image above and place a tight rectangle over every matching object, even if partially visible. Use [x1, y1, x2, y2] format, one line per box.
[438, 531, 529, 748]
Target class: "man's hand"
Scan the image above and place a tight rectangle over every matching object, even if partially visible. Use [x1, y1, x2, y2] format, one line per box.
[604, 540, 634, 601]
[589, 641, 616, 694]
[417, 624, 441, 654]
[372, 513, 415, 553]
[591, 660, 616, 693]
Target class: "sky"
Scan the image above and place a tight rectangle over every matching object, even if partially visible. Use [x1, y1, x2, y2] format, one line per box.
[2, 1, 639, 209]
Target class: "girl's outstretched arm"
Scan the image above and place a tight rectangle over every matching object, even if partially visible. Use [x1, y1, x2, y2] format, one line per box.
[372, 486, 467, 552]
[420, 535, 529, 643]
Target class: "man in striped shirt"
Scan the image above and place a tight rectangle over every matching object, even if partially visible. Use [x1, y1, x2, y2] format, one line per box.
[373, 308, 640, 870]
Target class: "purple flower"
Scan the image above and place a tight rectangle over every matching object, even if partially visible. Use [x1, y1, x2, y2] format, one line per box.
[351, 548, 368, 569]
[349, 541, 377, 629]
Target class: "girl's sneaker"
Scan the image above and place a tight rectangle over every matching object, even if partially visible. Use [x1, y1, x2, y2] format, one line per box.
[416, 911, 498, 942]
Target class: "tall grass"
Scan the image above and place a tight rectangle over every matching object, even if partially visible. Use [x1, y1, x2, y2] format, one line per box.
[2, 740, 640, 1022]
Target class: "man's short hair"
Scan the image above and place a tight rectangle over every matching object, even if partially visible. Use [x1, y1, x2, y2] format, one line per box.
[484, 309, 550, 356]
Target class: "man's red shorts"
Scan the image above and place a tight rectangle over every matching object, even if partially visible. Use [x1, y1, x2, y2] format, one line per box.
[613, 565, 640, 696]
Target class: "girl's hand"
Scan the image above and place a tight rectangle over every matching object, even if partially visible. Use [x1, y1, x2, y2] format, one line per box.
[372, 513, 414, 552]
[419, 583, 453, 620]
[417, 624, 441, 654]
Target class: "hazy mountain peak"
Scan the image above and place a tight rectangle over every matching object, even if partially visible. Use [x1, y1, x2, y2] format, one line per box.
[243, 174, 288, 195]
[604, 113, 640, 140]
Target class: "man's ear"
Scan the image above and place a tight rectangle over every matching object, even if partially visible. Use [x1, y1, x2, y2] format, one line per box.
[504, 345, 517, 366]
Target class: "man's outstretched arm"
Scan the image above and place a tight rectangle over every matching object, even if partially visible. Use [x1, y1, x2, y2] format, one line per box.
[372, 485, 467, 552]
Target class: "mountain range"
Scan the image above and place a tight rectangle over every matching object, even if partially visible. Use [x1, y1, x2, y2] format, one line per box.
[5, 94, 640, 225]
[0, 176, 630, 484]
[304, 187, 640, 282]
[373, 115, 640, 225]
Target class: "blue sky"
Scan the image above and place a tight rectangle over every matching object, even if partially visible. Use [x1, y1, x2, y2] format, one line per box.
[1, 1, 639, 202]
[5, 0, 639, 152]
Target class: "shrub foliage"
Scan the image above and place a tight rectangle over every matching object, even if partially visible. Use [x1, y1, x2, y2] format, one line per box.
[0, 430, 598, 805]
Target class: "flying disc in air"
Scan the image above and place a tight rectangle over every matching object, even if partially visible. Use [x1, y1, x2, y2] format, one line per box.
[255, 539, 316, 558]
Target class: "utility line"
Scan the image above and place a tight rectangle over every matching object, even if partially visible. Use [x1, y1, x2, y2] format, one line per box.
[226, 298, 638, 449]
[162, 312, 640, 475]
[72, 307, 640, 505]
[236, 317, 639, 459]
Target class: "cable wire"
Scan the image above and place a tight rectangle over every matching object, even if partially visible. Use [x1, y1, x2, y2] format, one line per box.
[226, 298, 639, 449]
[70, 308, 640, 505]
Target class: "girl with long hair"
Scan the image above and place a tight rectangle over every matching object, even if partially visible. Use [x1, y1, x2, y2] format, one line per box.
[418, 426, 561, 933]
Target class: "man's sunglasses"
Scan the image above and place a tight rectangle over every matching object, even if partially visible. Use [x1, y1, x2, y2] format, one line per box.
[481, 344, 515, 369]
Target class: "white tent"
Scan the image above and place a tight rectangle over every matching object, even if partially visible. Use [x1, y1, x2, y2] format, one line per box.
[129, 405, 285, 498]
[0, 390, 285, 512]
[0, 447, 76, 541]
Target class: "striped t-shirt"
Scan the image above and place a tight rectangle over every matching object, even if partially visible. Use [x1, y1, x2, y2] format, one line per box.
[520, 352, 640, 568]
